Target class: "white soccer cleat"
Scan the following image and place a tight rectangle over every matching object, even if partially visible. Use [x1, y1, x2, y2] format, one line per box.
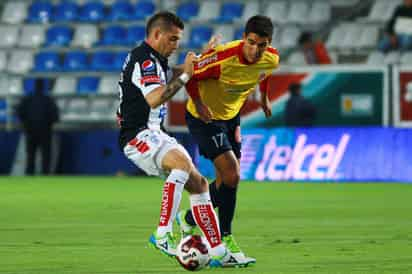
[221, 235, 256, 267]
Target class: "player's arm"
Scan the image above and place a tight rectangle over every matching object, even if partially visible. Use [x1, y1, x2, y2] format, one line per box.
[259, 75, 272, 118]
[185, 51, 221, 122]
[144, 52, 197, 108]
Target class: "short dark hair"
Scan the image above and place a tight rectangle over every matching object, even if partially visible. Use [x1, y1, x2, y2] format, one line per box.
[298, 31, 312, 46]
[244, 15, 274, 38]
[146, 11, 184, 37]
[289, 83, 301, 95]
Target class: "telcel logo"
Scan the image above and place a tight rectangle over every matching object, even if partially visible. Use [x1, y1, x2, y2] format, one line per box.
[255, 134, 350, 180]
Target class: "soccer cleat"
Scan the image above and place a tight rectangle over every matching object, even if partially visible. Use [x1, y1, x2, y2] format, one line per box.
[176, 210, 196, 237]
[221, 235, 256, 267]
[148, 231, 177, 257]
[208, 248, 231, 268]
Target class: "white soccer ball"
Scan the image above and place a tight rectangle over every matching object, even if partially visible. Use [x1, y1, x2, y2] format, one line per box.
[176, 235, 210, 271]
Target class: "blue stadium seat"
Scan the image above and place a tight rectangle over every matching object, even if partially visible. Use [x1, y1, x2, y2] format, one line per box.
[77, 77, 99, 94]
[176, 2, 199, 22]
[23, 78, 51, 95]
[63, 51, 88, 71]
[113, 51, 129, 70]
[101, 25, 128, 46]
[52, 1, 78, 22]
[134, 1, 155, 20]
[0, 100, 6, 123]
[78, 1, 105, 22]
[34, 52, 61, 72]
[177, 51, 186, 65]
[90, 51, 116, 71]
[27, 1, 53, 23]
[216, 2, 244, 23]
[46, 25, 73, 46]
[108, 0, 134, 21]
[127, 25, 145, 46]
[234, 27, 244, 40]
[188, 26, 213, 49]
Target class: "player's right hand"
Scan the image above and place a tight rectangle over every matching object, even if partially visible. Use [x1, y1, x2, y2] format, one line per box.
[194, 99, 212, 123]
[183, 52, 198, 77]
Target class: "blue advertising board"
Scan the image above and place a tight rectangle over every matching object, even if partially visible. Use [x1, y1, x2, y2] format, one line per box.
[198, 127, 412, 182]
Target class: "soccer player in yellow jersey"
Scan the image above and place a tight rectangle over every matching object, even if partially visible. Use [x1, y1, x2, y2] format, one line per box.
[176, 15, 279, 267]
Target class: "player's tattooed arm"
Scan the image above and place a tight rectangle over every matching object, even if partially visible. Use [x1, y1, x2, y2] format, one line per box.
[159, 77, 186, 102]
[145, 52, 197, 108]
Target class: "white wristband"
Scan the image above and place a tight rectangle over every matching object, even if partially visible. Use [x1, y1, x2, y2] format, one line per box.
[179, 72, 190, 84]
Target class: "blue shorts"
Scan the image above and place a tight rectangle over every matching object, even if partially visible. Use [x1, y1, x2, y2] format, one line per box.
[185, 111, 241, 160]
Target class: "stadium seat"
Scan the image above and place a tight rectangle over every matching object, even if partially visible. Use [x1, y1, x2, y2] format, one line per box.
[18, 25, 46, 48]
[108, 0, 134, 21]
[64, 98, 89, 120]
[52, 1, 78, 22]
[46, 25, 73, 47]
[0, 25, 19, 48]
[77, 77, 99, 94]
[0, 75, 9, 96]
[367, 51, 385, 65]
[326, 25, 347, 49]
[6, 77, 23, 95]
[384, 51, 400, 64]
[23, 78, 51, 95]
[0, 51, 7, 72]
[216, 2, 244, 23]
[234, 27, 243, 40]
[340, 24, 363, 50]
[90, 51, 116, 71]
[279, 26, 301, 49]
[196, 1, 220, 22]
[56, 99, 67, 115]
[2, 2, 28, 24]
[101, 25, 128, 46]
[27, 1, 53, 23]
[113, 51, 128, 71]
[8, 50, 34, 74]
[264, 1, 287, 24]
[287, 2, 309, 24]
[0, 100, 6, 122]
[53, 76, 77, 95]
[187, 26, 213, 49]
[63, 51, 88, 71]
[287, 51, 306, 65]
[78, 1, 105, 22]
[34, 51, 61, 72]
[71, 24, 98, 48]
[90, 99, 113, 120]
[240, 1, 259, 23]
[134, 1, 155, 21]
[98, 75, 119, 95]
[176, 2, 199, 22]
[127, 25, 145, 46]
[213, 25, 235, 44]
[357, 25, 379, 49]
[308, 1, 331, 24]
[401, 52, 412, 64]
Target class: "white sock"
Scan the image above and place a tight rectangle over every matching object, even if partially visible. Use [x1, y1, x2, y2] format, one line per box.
[156, 169, 188, 237]
[190, 192, 226, 257]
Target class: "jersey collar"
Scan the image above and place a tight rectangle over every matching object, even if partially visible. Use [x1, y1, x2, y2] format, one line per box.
[142, 41, 169, 66]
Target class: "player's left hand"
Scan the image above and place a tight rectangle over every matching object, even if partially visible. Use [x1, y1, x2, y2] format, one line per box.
[202, 34, 222, 53]
[261, 97, 272, 118]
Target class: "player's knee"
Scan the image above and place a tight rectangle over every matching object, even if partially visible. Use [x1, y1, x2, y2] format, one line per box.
[222, 171, 240, 188]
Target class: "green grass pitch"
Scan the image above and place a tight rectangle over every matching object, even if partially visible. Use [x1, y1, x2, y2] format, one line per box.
[0, 177, 412, 274]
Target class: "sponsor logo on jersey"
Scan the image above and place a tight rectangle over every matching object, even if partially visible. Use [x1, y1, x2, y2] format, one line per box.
[142, 59, 155, 71]
[196, 54, 218, 69]
[140, 75, 161, 85]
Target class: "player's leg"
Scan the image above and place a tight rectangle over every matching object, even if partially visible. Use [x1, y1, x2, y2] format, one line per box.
[148, 148, 192, 256]
[25, 134, 36, 175]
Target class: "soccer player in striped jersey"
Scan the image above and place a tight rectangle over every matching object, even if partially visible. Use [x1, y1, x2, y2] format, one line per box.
[176, 15, 279, 267]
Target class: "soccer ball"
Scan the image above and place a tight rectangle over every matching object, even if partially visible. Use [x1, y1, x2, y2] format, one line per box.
[176, 235, 210, 271]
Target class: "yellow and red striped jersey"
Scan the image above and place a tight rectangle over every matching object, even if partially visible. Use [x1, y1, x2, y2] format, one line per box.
[186, 40, 279, 120]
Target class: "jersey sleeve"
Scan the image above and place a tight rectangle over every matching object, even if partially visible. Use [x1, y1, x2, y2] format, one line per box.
[186, 49, 222, 99]
[131, 57, 162, 96]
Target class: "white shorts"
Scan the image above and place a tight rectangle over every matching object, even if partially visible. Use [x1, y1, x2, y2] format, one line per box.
[123, 129, 191, 177]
